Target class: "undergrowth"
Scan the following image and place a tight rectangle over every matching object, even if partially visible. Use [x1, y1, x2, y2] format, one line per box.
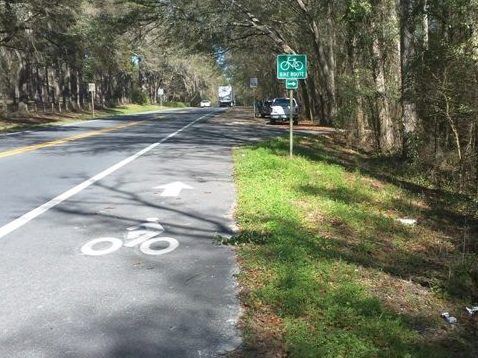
[232, 135, 477, 357]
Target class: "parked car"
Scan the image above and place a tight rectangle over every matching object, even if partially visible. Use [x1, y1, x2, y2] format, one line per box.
[270, 97, 299, 124]
[200, 99, 211, 107]
[259, 99, 273, 118]
[254, 100, 262, 117]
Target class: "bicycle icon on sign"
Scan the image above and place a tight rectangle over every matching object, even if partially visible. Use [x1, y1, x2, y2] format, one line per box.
[280, 56, 304, 71]
[81, 218, 179, 257]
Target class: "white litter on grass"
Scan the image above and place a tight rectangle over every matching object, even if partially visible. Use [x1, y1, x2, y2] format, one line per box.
[465, 306, 478, 315]
[441, 312, 457, 324]
[397, 218, 417, 226]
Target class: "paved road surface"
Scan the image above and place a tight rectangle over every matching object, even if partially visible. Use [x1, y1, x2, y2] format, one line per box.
[0, 108, 274, 357]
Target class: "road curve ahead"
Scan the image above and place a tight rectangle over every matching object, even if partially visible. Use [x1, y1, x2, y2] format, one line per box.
[0, 108, 245, 357]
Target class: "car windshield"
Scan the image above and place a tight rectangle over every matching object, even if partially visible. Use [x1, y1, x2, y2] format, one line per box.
[273, 98, 295, 106]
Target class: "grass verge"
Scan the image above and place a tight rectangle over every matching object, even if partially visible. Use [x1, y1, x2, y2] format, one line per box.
[231, 135, 477, 357]
[0, 103, 189, 133]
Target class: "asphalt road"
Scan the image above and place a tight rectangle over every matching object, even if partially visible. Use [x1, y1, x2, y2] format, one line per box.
[0, 108, 273, 357]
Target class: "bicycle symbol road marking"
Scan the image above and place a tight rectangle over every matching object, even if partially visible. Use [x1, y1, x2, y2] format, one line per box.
[81, 218, 179, 257]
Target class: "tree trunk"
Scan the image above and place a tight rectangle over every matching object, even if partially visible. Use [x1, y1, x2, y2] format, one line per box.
[294, 0, 337, 124]
[371, 18, 395, 153]
[44, 66, 50, 106]
[421, 0, 429, 50]
[348, 34, 367, 146]
[300, 79, 312, 122]
[65, 64, 72, 111]
[75, 70, 81, 110]
[400, 0, 419, 159]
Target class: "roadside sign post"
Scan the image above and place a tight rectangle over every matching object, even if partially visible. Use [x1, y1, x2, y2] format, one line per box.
[289, 90, 294, 157]
[88, 83, 96, 117]
[277, 55, 307, 158]
[253, 88, 256, 118]
[250, 77, 258, 119]
[286, 79, 299, 155]
[158, 88, 164, 107]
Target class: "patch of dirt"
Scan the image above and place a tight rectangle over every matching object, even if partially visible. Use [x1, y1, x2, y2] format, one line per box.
[245, 311, 286, 358]
[357, 267, 476, 346]
[360, 176, 386, 190]
[2, 111, 84, 123]
[227, 310, 285, 358]
[0, 110, 94, 131]
[265, 120, 337, 133]
[232, 247, 286, 357]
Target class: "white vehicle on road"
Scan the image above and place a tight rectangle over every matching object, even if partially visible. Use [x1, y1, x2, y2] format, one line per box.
[200, 99, 211, 107]
[218, 85, 234, 107]
[270, 97, 299, 124]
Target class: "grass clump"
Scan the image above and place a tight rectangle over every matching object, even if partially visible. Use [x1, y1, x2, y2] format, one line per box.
[162, 101, 190, 108]
[233, 135, 477, 357]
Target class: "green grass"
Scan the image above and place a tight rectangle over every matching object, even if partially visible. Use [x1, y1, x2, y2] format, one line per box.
[105, 103, 166, 115]
[0, 102, 190, 133]
[162, 101, 190, 108]
[232, 136, 476, 357]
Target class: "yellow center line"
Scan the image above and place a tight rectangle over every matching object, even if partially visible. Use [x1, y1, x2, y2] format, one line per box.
[0, 121, 144, 159]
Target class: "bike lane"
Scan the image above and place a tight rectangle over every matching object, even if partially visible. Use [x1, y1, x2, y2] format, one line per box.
[0, 109, 212, 229]
[0, 109, 255, 357]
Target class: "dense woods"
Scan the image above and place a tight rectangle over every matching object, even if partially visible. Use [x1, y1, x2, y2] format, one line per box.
[1, 0, 477, 196]
[0, 0, 221, 113]
[213, 0, 477, 196]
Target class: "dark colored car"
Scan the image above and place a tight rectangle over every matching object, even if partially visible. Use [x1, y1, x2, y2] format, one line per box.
[259, 100, 273, 118]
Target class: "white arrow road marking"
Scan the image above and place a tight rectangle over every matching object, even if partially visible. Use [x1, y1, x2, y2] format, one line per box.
[154, 181, 193, 197]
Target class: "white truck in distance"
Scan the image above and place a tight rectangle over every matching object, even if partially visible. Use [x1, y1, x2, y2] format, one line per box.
[218, 86, 234, 107]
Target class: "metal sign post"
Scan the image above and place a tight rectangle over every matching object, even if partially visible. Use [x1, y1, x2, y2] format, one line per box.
[289, 89, 294, 157]
[88, 83, 96, 117]
[250, 78, 258, 119]
[158, 88, 164, 107]
[253, 88, 256, 118]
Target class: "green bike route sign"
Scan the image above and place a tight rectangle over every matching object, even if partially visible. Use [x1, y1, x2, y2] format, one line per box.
[277, 54, 307, 80]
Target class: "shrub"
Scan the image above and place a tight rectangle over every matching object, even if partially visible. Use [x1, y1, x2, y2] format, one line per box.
[131, 89, 149, 105]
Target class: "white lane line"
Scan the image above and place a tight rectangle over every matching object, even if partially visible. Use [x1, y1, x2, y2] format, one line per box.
[2, 130, 32, 137]
[0, 112, 213, 240]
